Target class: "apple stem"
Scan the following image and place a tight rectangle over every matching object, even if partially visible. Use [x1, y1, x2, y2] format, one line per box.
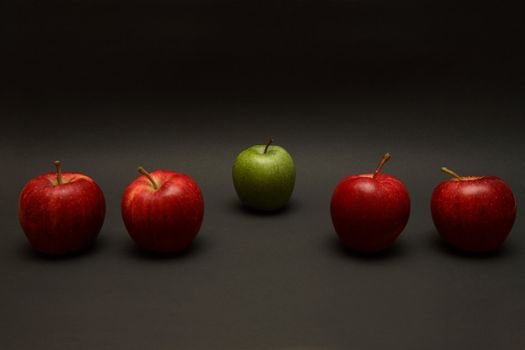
[53, 160, 63, 185]
[137, 166, 159, 190]
[441, 167, 462, 180]
[373, 153, 391, 178]
[264, 138, 274, 154]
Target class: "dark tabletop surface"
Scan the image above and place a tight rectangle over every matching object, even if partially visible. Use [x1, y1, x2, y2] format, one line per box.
[2, 0, 525, 349]
[2, 85, 524, 349]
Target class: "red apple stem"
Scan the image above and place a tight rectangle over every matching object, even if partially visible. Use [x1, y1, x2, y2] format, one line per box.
[441, 167, 462, 180]
[137, 166, 159, 190]
[264, 138, 274, 154]
[373, 153, 391, 178]
[53, 160, 63, 185]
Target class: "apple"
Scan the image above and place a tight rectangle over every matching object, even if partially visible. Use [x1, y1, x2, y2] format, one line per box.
[431, 167, 516, 252]
[232, 139, 296, 211]
[330, 153, 411, 253]
[18, 160, 106, 255]
[121, 167, 204, 253]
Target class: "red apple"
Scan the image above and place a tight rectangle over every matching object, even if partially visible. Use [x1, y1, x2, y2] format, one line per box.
[121, 167, 204, 253]
[18, 161, 106, 255]
[330, 153, 411, 252]
[431, 167, 516, 252]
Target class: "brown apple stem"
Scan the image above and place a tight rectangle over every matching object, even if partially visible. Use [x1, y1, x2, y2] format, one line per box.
[373, 153, 391, 178]
[137, 166, 159, 190]
[53, 160, 63, 185]
[441, 167, 462, 180]
[264, 138, 273, 154]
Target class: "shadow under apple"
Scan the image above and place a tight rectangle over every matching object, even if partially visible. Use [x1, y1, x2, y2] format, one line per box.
[227, 197, 301, 217]
[122, 235, 208, 260]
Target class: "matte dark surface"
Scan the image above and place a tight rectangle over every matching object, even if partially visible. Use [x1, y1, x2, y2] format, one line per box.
[2, 88, 525, 349]
[2, 0, 525, 349]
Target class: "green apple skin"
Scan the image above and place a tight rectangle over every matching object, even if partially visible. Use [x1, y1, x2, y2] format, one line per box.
[232, 144, 296, 211]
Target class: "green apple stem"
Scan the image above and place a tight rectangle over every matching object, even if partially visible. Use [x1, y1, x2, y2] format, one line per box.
[441, 167, 462, 180]
[264, 138, 274, 154]
[373, 153, 391, 178]
[53, 160, 63, 185]
[137, 166, 159, 190]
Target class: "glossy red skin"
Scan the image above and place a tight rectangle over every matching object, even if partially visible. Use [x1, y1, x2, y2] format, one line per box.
[18, 172, 106, 255]
[122, 170, 204, 253]
[330, 173, 411, 252]
[431, 176, 516, 252]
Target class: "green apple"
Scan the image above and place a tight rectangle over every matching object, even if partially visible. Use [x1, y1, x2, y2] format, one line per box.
[232, 139, 296, 211]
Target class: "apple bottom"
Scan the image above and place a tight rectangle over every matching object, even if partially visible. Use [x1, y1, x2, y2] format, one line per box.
[432, 205, 516, 253]
[123, 205, 203, 253]
[332, 217, 409, 253]
[22, 222, 103, 255]
[25, 229, 100, 255]
[126, 223, 202, 253]
[436, 225, 513, 253]
[20, 196, 105, 255]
